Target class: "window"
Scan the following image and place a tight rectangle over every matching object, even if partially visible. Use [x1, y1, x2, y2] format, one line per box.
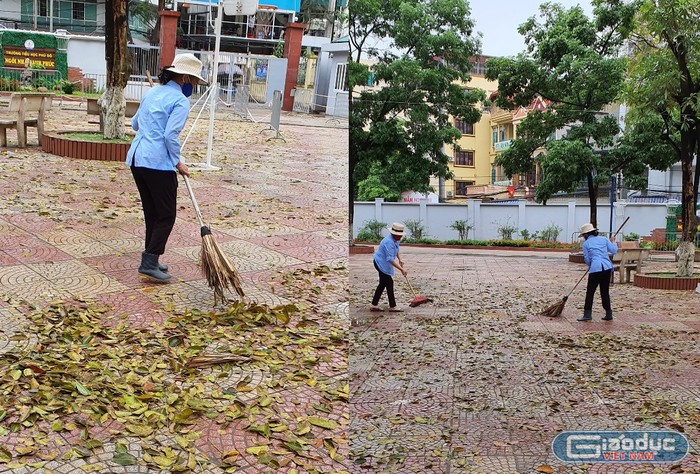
[455, 181, 475, 196]
[39, 0, 48, 16]
[455, 119, 474, 135]
[455, 150, 474, 167]
[73, 2, 85, 20]
[335, 63, 348, 91]
[470, 60, 487, 76]
[492, 127, 498, 146]
[499, 127, 506, 141]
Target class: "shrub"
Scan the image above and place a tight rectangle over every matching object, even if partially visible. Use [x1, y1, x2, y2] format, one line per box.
[450, 219, 473, 240]
[540, 223, 562, 242]
[491, 239, 529, 247]
[496, 219, 517, 240]
[445, 239, 491, 246]
[624, 232, 640, 241]
[402, 237, 440, 244]
[61, 81, 75, 94]
[404, 219, 425, 240]
[356, 219, 386, 242]
[520, 229, 540, 241]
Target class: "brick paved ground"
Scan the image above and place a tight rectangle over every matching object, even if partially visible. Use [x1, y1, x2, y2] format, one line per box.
[350, 247, 700, 473]
[0, 99, 348, 473]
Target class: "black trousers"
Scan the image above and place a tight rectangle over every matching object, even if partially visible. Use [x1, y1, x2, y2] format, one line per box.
[584, 269, 613, 311]
[131, 166, 178, 256]
[372, 260, 396, 307]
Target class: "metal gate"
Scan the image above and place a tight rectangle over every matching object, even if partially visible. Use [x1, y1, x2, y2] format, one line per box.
[178, 49, 271, 106]
[128, 44, 160, 77]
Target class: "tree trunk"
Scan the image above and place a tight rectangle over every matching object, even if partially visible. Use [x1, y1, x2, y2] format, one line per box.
[677, 156, 696, 276]
[587, 172, 598, 228]
[103, 0, 131, 139]
[349, 157, 355, 246]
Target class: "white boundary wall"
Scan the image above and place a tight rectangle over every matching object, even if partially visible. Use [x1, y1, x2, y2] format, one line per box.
[354, 199, 669, 243]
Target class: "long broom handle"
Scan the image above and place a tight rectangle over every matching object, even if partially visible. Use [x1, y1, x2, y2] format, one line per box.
[566, 270, 589, 298]
[403, 274, 418, 298]
[182, 174, 206, 229]
[612, 216, 630, 240]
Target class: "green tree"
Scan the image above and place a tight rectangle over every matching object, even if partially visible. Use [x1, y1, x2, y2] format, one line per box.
[485, 0, 638, 228]
[608, 115, 677, 192]
[622, 0, 700, 275]
[127, 0, 159, 44]
[349, 0, 485, 244]
[356, 163, 402, 202]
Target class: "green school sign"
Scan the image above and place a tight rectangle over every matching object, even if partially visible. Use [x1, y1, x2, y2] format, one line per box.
[0, 30, 67, 78]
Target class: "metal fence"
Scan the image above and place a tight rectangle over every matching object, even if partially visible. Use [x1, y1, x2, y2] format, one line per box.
[645, 232, 700, 251]
[175, 49, 271, 106]
[129, 44, 160, 77]
[0, 67, 63, 92]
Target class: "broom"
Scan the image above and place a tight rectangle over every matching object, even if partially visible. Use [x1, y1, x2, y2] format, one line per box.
[539, 270, 588, 317]
[404, 274, 432, 307]
[539, 217, 630, 317]
[182, 175, 245, 304]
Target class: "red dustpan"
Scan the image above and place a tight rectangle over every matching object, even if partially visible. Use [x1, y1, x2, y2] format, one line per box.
[404, 274, 432, 307]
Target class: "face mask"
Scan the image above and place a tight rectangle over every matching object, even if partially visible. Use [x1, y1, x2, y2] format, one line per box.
[181, 82, 193, 97]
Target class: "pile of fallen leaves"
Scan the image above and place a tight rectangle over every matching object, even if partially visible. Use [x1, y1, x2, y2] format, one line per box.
[0, 296, 348, 472]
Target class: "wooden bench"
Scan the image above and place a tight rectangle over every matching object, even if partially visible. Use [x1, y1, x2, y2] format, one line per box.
[86, 98, 141, 132]
[611, 248, 649, 283]
[0, 93, 51, 148]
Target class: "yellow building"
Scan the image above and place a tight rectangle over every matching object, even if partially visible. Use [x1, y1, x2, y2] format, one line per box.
[489, 96, 549, 194]
[439, 58, 499, 200]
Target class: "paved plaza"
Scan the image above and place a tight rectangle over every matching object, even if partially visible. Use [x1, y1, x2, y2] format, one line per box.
[0, 100, 349, 473]
[4, 96, 700, 474]
[350, 247, 700, 473]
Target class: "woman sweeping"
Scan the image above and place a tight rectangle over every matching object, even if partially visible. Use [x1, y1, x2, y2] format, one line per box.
[126, 53, 206, 281]
[370, 223, 407, 312]
[577, 223, 617, 321]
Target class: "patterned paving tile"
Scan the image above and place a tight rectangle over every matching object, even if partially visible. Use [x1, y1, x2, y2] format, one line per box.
[3, 244, 74, 264]
[275, 243, 348, 262]
[81, 254, 141, 273]
[52, 274, 129, 298]
[0, 265, 45, 286]
[54, 241, 120, 258]
[0, 107, 350, 474]
[1, 280, 75, 304]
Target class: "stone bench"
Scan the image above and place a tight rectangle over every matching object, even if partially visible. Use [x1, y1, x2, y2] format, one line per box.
[86, 98, 140, 132]
[0, 93, 52, 148]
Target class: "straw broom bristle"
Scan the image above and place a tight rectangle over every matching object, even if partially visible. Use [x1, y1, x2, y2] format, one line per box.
[200, 227, 245, 304]
[539, 296, 567, 318]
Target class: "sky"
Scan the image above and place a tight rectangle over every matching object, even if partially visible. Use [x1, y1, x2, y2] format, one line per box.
[470, 0, 594, 57]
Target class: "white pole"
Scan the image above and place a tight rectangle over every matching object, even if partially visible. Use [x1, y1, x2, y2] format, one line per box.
[196, 0, 223, 171]
[49, 0, 53, 32]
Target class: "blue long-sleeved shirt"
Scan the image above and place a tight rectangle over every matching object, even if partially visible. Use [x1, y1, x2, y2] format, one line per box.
[583, 235, 617, 273]
[374, 234, 400, 276]
[125, 81, 189, 171]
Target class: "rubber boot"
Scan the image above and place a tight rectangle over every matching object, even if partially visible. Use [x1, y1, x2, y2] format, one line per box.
[138, 252, 171, 281]
[577, 309, 593, 322]
[602, 309, 613, 321]
[159, 263, 168, 272]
